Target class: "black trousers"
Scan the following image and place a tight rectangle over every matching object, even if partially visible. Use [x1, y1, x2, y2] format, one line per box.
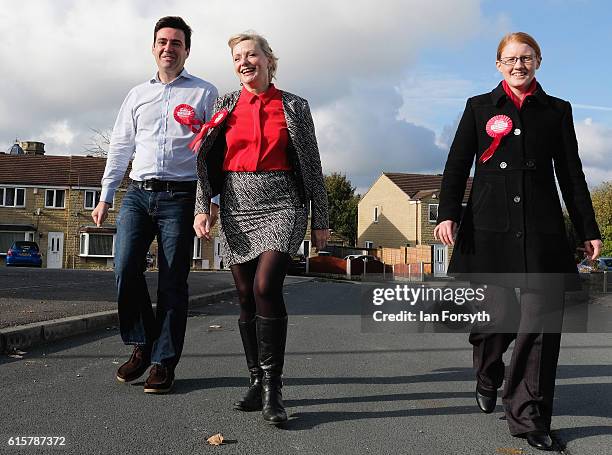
[469, 284, 564, 435]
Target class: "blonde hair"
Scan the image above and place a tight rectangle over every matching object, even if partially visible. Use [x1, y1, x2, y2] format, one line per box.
[228, 32, 278, 82]
[497, 32, 542, 62]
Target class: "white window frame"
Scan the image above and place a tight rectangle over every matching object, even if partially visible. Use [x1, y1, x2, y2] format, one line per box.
[373, 205, 379, 223]
[193, 236, 202, 259]
[0, 231, 35, 255]
[45, 189, 66, 209]
[83, 190, 101, 210]
[365, 240, 374, 249]
[428, 203, 439, 223]
[0, 187, 26, 208]
[79, 233, 116, 257]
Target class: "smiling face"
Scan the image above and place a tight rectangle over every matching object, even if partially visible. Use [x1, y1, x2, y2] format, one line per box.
[232, 39, 270, 93]
[496, 40, 540, 94]
[152, 27, 189, 81]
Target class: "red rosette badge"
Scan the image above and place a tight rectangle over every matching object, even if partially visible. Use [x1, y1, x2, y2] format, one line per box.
[187, 109, 229, 154]
[479, 115, 513, 163]
[174, 104, 202, 133]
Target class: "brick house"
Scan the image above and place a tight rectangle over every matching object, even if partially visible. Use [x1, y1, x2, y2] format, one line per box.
[0, 142, 220, 269]
[357, 173, 472, 275]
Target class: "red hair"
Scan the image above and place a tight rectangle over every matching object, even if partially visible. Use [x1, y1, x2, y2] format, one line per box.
[497, 32, 542, 60]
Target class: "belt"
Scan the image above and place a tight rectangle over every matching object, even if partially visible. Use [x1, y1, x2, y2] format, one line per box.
[132, 179, 196, 192]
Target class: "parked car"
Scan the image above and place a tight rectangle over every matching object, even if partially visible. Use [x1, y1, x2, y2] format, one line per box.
[6, 241, 43, 267]
[288, 254, 307, 276]
[577, 257, 612, 273]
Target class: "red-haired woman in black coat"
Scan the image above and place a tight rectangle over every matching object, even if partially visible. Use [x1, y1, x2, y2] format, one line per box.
[435, 32, 602, 451]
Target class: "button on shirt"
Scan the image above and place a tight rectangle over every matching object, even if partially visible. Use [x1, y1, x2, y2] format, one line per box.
[101, 69, 218, 203]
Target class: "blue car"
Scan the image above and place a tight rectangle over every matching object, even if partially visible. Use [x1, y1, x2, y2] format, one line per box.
[6, 241, 43, 267]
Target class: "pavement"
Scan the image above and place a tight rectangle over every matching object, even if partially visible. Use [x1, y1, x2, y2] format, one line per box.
[0, 274, 611, 454]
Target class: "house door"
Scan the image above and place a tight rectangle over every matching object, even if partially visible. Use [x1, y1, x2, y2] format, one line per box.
[47, 232, 64, 269]
[213, 237, 223, 269]
[433, 244, 447, 277]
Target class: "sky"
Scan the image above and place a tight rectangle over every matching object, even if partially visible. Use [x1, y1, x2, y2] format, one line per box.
[1, 0, 611, 194]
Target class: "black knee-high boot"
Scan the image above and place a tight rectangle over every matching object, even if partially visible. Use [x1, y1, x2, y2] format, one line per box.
[256, 315, 288, 424]
[234, 318, 263, 411]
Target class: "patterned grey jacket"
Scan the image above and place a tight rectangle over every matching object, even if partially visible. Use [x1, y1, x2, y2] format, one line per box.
[194, 89, 329, 230]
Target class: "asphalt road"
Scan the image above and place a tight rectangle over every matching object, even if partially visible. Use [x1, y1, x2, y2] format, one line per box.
[0, 268, 238, 302]
[0, 269, 239, 328]
[1, 280, 611, 454]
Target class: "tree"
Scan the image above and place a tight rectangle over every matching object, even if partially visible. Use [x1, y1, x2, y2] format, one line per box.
[590, 181, 612, 256]
[83, 127, 112, 157]
[324, 173, 360, 246]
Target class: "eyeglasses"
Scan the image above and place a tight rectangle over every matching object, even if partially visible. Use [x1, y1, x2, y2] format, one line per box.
[498, 55, 536, 66]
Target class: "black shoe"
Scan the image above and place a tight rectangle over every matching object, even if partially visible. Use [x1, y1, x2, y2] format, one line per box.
[475, 385, 497, 413]
[234, 318, 263, 412]
[116, 345, 150, 383]
[257, 315, 288, 424]
[525, 431, 554, 451]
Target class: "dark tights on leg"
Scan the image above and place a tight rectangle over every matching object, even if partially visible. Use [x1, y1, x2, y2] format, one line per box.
[230, 251, 290, 321]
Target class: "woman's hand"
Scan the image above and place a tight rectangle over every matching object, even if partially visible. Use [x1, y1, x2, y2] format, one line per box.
[584, 239, 603, 260]
[194, 213, 212, 240]
[312, 229, 330, 250]
[433, 220, 457, 246]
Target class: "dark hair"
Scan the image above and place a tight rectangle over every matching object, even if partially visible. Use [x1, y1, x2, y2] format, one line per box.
[154, 16, 192, 50]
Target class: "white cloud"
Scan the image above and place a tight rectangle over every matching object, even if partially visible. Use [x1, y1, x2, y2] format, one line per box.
[314, 79, 448, 192]
[42, 120, 76, 147]
[575, 117, 612, 186]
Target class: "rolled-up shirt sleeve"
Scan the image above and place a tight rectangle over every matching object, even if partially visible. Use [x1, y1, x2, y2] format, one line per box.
[100, 89, 137, 204]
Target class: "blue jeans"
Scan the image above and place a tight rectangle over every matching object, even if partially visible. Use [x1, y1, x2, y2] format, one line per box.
[114, 184, 195, 367]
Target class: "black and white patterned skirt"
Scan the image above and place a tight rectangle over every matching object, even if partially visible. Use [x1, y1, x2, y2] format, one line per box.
[220, 171, 308, 267]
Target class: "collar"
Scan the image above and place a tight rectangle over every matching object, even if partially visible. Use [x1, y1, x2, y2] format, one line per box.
[150, 68, 191, 84]
[491, 80, 548, 107]
[502, 79, 536, 109]
[240, 83, 279, 105]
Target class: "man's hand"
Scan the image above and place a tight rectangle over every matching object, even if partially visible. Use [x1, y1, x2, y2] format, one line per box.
[312, 229, 330, 250]
[584, 239, 603, 260]
[210, 202, 219, 229]
[92, 201, 111, 227]
[194, 213, 212, 240]
[433, 220, 457, 246]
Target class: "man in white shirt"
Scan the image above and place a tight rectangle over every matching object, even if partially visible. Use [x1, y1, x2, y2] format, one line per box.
[92, 16, 218, 394]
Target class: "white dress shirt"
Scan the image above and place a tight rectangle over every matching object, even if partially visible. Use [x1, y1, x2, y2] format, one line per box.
[101, 69, 218, 204]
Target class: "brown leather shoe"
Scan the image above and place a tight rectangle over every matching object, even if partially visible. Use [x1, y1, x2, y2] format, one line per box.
[143, 364, 175, 394]
[116, 346, 151, 383]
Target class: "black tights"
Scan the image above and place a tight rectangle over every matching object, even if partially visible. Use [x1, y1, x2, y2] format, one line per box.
[230, 251, 290, 321]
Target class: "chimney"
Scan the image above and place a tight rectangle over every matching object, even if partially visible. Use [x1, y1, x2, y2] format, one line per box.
[20, 141, 45, 155]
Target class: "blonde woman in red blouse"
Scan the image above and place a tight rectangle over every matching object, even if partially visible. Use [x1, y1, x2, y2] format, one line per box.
[193, 32, 329, 424]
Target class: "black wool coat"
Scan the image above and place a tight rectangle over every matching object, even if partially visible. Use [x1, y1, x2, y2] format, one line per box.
[437, 82, 600, 289]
